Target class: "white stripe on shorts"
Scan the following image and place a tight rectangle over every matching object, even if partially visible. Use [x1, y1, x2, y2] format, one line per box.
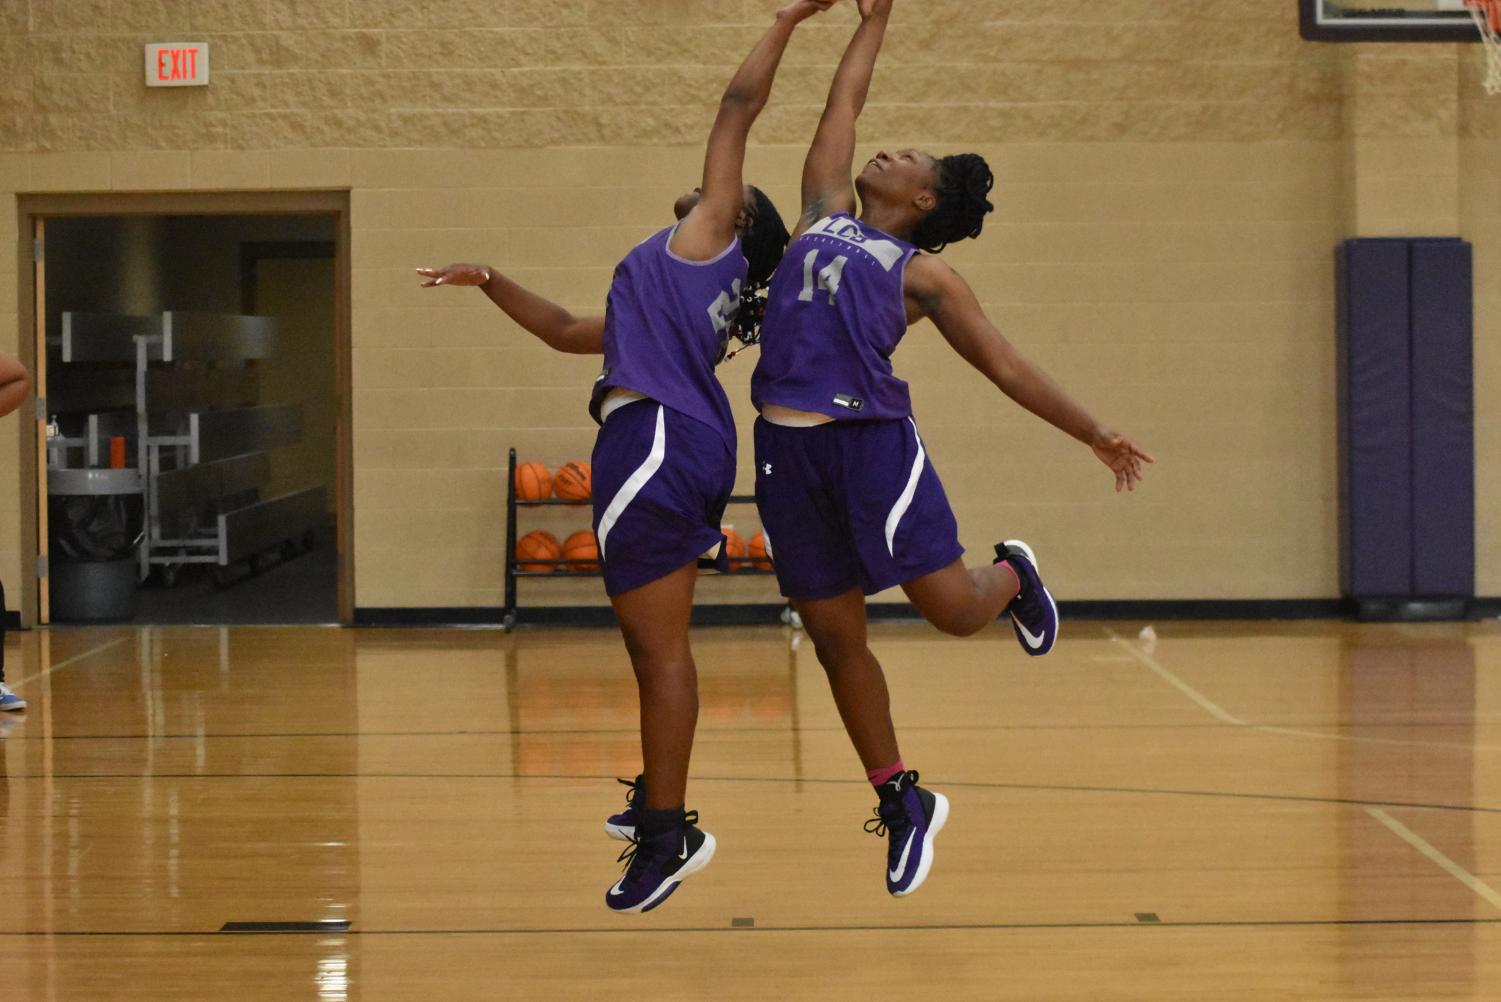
[884, 417, 926, 558]
[596, 404, 667, 561]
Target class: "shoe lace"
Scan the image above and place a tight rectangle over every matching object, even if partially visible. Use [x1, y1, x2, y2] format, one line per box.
[863, 771, 919, 841]
[615, 835, 643, 872]
[616, 809, 699, 878]
[865, 806, 914, 874]
[616, 776, 640, 807]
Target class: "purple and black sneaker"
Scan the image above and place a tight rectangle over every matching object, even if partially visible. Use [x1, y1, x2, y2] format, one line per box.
[604, 811, 716, 914]
[995, 539, 1058, 657]
[604, 774, 643, 842]
[866, 770, 949, 897]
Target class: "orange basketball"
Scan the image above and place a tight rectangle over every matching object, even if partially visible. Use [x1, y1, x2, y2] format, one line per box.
[722, 527, 748, 569]
[515, 461, 552, 501]
[562, 529, 600, 572]
[748, 529, 773, 570]
[553, 460, 592, 501]
[515, 530, 562, 572]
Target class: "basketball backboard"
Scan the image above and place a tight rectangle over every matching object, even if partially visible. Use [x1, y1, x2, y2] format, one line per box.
[1300, 0, 1482, 41]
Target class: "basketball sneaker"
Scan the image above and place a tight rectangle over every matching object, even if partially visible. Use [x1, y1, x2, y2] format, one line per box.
[866, 770, 948, 897]
[604, 774, 643, 842]
[604, 811, 716, 914]
[995, 539, 1058, 657]
[0, 683, 25, 712]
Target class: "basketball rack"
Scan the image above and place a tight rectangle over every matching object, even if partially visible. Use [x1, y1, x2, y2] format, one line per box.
[500, 447, 776, 631]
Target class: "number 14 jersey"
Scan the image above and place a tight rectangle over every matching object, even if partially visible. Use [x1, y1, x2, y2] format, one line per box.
[751, 213, 919, 422]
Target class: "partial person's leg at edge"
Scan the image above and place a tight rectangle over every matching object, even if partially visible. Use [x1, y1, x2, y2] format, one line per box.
[0, 579, 24, 713]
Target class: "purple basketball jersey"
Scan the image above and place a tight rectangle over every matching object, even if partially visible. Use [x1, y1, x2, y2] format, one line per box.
[590, 225, 746, 453]
[751, 213, 918, 421]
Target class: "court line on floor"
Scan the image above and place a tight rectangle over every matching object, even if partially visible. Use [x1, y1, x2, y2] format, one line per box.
[1, 917, 1500, 938]
[1103, 630, 1246, 725]
[1367, 808, 1501, 912]
[1104, 629, 1501, 752]
[4, 770, 1499, 816]
[8, 636, 132, 688]
[1250, 724, 1501, 751]
[15, 718, 1501, 741]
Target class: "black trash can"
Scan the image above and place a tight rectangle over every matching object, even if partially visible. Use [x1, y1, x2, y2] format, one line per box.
[50, 557, 138, 621]
[47, 470, 143, 623]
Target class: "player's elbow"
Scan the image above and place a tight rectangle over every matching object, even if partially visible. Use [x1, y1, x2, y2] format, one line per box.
[561, 320, 605, 356]
[720, 90, 767, 117]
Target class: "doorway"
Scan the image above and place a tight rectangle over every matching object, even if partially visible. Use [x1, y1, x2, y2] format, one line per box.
[17, 193, 353, 626]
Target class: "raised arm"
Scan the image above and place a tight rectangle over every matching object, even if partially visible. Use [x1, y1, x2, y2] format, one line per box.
[795, 0, 893, 236]
[907, 256, 1155, 492]
[417, 264, 604, 355]
[0, 350, 30, 419]
[671, 0, 833, 261]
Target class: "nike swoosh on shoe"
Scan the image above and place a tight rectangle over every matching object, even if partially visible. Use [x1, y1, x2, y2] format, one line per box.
[889, 829, 916, 882]
[1013, 614, 1047, 650]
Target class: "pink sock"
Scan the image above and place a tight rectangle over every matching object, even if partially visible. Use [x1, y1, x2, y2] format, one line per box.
[867, 760, 906, 788]
[997, 559, 1021, 594]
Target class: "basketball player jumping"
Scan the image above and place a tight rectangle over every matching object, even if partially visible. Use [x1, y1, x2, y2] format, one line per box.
[420, 0, 834, 913]
[751, 0, 1154, 896]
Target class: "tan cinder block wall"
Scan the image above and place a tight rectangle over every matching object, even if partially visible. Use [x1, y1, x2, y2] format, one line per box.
[0, 1, 1495, 616]
[1463, 56, 1501, 596]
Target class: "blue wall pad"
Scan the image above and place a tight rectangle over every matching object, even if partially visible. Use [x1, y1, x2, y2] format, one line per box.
[1409, 239, 1474, 597]
[1337, 239, 1413, 598]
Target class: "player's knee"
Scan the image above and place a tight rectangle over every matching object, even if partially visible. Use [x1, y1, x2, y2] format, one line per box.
[630, 654, 698, 703]
[621, 631, 694, 678]
[808, 633, 867, 674]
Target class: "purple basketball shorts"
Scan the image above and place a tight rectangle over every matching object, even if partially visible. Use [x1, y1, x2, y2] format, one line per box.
[592, 399, 735, 597]
[753, 415, 964, 600]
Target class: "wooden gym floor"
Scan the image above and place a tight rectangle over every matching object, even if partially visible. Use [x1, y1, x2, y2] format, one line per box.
[3, 618, 1501, 1000]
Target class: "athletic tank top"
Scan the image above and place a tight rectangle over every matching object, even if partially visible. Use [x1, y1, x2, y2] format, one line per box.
[751, 213, 918, 421]
[589, 225, 746, 452]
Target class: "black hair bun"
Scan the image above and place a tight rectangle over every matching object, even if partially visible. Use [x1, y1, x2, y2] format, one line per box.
[911, 153, 995, 254]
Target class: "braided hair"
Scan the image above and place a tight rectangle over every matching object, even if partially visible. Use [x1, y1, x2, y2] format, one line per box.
[724, 185, 790, 359]
[909, 153, 995, 255]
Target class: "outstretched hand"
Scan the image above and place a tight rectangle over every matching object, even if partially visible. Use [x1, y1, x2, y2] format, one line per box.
[416, 264, 492, 288]
[857, 0, 893, 18]
[1091, 430, 1155, 493]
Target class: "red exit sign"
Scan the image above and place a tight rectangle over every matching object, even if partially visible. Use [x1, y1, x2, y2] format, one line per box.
[144, 42, 209, 87]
